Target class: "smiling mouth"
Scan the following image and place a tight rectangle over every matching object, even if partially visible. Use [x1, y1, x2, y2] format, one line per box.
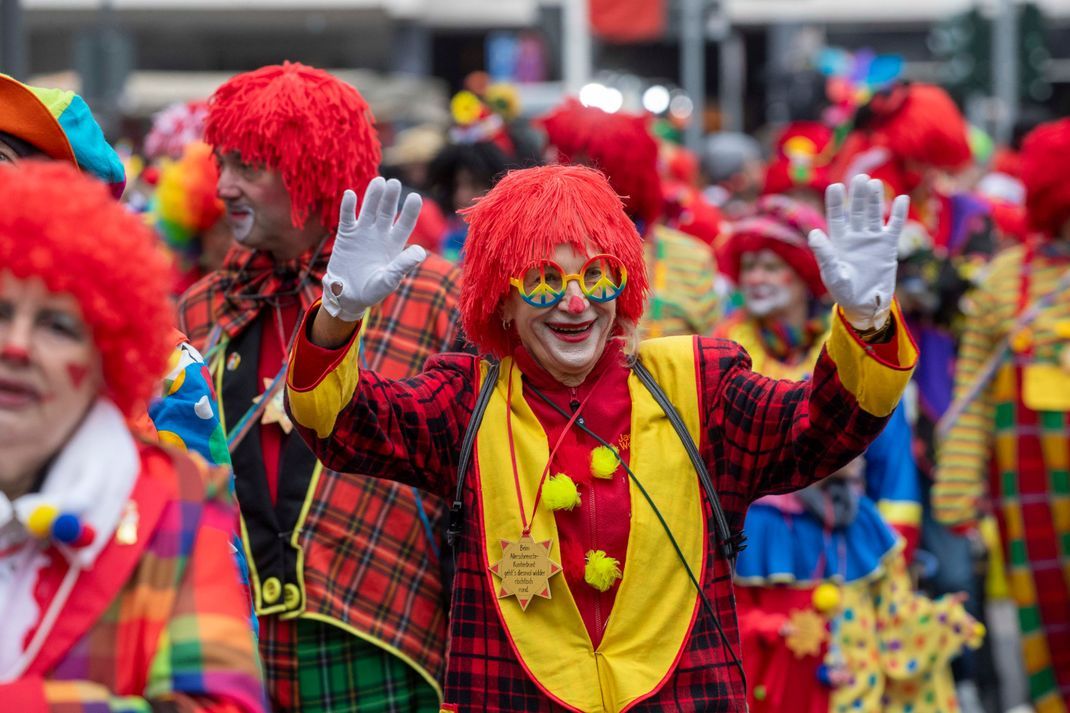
[0, 378, 41, 409]
[546, 320, 595, 342]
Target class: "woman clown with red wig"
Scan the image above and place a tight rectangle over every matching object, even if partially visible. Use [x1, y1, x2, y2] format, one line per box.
[286, 165, 918, 711]
[0, 161, 265, 711]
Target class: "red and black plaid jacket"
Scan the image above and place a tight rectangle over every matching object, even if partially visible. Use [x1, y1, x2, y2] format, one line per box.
[287, 309, 914, 711]
[178, 250, 465, 694]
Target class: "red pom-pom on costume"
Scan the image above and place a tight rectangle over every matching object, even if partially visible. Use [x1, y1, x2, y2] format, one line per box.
[538, 99, 663, 230]
[459, 165, 650, 357]
[1020, 118, 1070, 239]
[73, 524, 96, 548]
[0, 161, 174, 416]
[717, 195, 828, 298]
[204, 62, 381, 231]
[829, 83, 971, 195]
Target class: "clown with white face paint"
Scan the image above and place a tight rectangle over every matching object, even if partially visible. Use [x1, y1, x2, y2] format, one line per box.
[715, 195, 831, 374]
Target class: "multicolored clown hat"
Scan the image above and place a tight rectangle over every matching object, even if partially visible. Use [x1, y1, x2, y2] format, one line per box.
[0, 74, 126, 197]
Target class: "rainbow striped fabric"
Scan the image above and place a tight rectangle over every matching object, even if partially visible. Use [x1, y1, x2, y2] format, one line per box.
[934, 242, 1070, 711]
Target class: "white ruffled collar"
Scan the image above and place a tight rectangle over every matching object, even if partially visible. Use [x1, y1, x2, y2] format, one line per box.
[0, 398, 139, 568]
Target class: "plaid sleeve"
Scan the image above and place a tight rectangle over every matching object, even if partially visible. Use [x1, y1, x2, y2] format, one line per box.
[287, 305, 478, 499]
[703, 302, 917, 503]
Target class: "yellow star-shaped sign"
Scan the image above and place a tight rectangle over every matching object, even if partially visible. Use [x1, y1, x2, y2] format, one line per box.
[489, 534, 563, 611]
[253, 377, 293, 434]
[785, 608, 828, 659]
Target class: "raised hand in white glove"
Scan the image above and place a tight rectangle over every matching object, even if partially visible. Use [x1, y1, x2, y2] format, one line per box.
[321, 177, 426, 322]
[808, 174, 909, 332]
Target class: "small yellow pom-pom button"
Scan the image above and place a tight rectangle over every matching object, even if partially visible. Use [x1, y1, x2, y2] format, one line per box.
[584, 550, 622, 592]
[812, 583, 841, 614]
[590, 445, 620, 479]
[543, 473, 581, 511]
[972, 621, 986, 642]
[26, 504, 59, 539]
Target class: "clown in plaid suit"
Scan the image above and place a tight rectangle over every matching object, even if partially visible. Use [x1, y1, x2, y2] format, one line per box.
[287, 165, 919, 711]
[176, 63, 463, 711]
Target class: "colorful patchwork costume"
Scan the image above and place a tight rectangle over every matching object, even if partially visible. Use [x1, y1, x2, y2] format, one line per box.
[0, 161, 265, 712]
[934, 116, 1070, 713]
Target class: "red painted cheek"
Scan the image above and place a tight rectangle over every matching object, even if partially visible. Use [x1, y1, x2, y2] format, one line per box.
[66, 362, 90, 389]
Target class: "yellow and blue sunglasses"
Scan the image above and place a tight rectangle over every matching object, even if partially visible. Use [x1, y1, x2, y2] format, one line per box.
[509, 254, 628, 308]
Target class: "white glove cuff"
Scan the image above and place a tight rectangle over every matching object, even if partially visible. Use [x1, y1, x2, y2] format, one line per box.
[842, 304, 891, 332]
[320, 273, 368, 323]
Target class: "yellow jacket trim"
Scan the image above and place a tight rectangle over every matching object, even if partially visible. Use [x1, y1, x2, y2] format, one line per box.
[286, 320, 365, 440]
[825, 301, 918, 418]
[477, 336, 705, 712]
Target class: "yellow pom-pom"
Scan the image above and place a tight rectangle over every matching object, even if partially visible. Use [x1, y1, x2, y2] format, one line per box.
[590, 445, 620, 479]
[543, 473, 581, 511]
[812, 583, 841, 614]
[26, 504, 59, 539]
[970, 621, 987, 646]
[584, 550, 622, 592]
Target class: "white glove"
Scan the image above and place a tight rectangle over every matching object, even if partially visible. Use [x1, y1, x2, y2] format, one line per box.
[321, 177, 427, 322]
[808, 174, 909, 331]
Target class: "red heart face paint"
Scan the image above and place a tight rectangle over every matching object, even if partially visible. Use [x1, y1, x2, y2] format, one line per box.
[66, 362, 90, 389]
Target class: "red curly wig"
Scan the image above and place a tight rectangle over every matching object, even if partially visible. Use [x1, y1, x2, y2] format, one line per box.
[204, 62, 381, 231]
[0, 161, 174, 416]
[1020, 118, 1070, 238]
[459, 165, 650, 357]
[829, 83, 971, 195]
[538, 99, 663, 230]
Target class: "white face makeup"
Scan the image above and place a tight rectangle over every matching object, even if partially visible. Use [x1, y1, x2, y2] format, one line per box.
[739, 248, 808, 319]
[226, 203, 256, 243]
[502, 244, 618, 387]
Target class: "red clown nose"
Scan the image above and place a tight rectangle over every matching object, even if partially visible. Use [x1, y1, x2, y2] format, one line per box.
[566, 294, 586, 314]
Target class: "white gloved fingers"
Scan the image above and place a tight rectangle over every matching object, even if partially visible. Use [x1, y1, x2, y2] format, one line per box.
[847, 174, 869, 233]
[886, 194, 910, 238]
[375, 179, 403, 233]
[356, 177, 387, 229]
[337, 189, 359, 233]
[808, 228, 837, 269]
[390, 192, 423, 248]
[865, 178, 885, 233]
[382, 245, 428, 285]
[824, 183, 847, 241]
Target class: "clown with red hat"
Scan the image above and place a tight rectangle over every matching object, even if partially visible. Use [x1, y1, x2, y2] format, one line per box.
[935, 118, 1070, 710]
[712, 197, 969, 713]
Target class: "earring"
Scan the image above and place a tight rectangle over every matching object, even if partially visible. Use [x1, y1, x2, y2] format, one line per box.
[502, 318, 512, 330]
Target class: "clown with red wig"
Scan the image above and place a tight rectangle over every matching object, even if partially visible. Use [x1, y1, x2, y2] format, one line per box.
[284, 157, 921, 709]
[0, 161, 265, 711]
[538, 99, 722, 339]
[934, 118, 1070, 711]
[176, 62, 464, 711]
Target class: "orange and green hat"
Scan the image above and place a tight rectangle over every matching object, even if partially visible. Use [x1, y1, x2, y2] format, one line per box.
[0, 74, 126, 197]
